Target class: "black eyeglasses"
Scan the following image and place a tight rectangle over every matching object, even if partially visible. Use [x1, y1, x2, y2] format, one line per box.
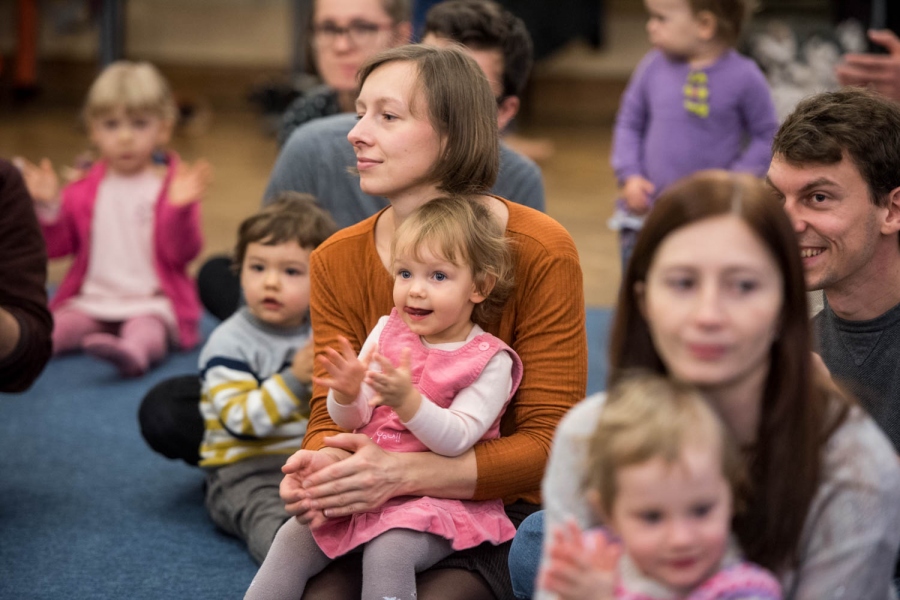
[312, 21, 394, 48]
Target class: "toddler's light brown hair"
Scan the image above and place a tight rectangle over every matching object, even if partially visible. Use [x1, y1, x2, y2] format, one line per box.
[392, 195, 513, 324]
[584, 372, 747, 518]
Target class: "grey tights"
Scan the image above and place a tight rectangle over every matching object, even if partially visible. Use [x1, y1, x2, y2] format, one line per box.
[245, 517, 454, 600]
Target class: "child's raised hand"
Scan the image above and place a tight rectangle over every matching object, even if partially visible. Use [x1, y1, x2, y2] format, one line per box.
[365, 348, 418, 417]
[622, 175, 655, 215]
[312, 336, 370, 404]
[539, 520, 621, 600]
[13, 157, 60, 206]
[168, 159, 213, 207]
[291, 338, 315, 385]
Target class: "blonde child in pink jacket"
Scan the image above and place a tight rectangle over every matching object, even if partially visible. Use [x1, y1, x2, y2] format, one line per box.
[16, 61, 211, 377]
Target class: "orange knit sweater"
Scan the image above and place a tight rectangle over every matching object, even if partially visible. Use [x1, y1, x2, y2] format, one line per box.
[304, 198, 587, 505]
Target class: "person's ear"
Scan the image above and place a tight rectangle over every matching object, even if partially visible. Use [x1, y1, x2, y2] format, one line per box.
[695, 10, 718, 42]
[880, 185, 900, 236]
[471, 274, 495, 305]
[392, 21, 413, 46]
[497, 95, 520, 132]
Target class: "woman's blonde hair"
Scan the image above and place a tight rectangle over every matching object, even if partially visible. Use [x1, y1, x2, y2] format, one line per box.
[584, 373, 747, 518]
[83, 61, 177, 123]
[357, 44, 499, 195]
[392, 195, 513, 324]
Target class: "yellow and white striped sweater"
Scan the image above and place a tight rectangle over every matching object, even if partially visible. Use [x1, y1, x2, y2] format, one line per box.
[198, 308, 311, 467]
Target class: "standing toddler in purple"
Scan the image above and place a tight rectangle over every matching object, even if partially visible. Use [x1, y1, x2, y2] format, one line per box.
[16, 61, 211, 377]
[610, 0, 777, 267]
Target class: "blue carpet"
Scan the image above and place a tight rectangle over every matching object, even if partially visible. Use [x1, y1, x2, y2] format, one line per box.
[0, 308, 611, 599]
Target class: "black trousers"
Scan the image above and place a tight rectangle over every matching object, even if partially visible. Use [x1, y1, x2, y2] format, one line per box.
[138, 374, 205, 465]
[137, 254, 241, 464]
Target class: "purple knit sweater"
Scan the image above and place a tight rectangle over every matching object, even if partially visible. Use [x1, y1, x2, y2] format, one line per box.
[611, 48, 778, 206]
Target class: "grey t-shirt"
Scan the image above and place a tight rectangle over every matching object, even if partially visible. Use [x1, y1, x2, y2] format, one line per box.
[814, 296, 900, 451]
[262, 113, 545, 228]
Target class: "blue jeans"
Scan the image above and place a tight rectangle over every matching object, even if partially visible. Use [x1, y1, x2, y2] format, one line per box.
[509, 510, 545, 599]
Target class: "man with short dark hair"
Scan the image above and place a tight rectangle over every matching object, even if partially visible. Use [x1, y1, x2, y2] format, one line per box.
[766, 87, 900, 451]
[422, 0, 533, 132]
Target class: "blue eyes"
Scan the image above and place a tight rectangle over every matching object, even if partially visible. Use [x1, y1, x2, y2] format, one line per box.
[353, 112, 398, 122]
[396, 270, 446, 281]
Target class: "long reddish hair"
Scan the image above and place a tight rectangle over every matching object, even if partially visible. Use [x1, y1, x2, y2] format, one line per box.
[609, 170, 848, 572]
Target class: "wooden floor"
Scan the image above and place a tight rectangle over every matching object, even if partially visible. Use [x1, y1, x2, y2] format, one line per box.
[0, 98, 622, 307]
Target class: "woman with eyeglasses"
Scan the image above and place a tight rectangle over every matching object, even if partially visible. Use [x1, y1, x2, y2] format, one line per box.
[277, 0, 412, 145]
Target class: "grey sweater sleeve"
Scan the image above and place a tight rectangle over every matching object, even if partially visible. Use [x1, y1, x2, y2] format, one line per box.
[495, 143, 546, 212]
[779, 408, 900, 600]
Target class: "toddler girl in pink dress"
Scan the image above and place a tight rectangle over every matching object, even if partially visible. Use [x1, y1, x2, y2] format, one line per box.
[246, 195, 521, 600]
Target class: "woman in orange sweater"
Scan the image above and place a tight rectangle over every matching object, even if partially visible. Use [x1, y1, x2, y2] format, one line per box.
[277, 44, 587, 599]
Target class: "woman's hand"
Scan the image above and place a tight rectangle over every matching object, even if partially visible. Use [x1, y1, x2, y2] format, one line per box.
[313, 336, 371, 404]
[280, 446, 347, 528]
[539, 521, 621, 600]
[366, 348, 420, 422]
[297, 433, 407, 519]
[168, 159, 213, 207]
[13, 157, 60, 206]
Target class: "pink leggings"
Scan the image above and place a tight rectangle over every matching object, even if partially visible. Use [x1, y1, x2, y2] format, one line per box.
[52, 308, 169, 376]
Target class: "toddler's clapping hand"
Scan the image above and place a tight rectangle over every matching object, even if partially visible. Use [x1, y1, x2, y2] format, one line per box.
[540, 520, 621, 600]
[13, 157, 60, 206]
[314, 336, 370, 405]
[291, 339, 315, 385]
[366, 349, 414, 406]
[168, 159, 213, 206]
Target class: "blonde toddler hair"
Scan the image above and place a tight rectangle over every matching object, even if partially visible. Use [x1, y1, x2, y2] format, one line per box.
[83, 61, 177, 123]
[584, 372, 747, 518]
